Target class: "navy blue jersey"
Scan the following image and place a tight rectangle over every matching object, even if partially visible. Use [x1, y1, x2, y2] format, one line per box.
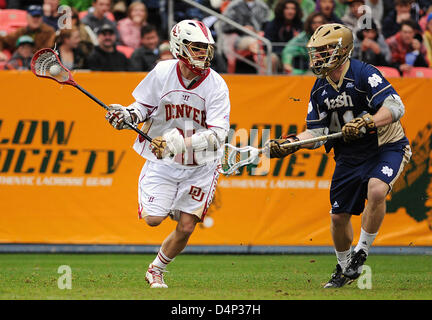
[306, 59, 409, 165]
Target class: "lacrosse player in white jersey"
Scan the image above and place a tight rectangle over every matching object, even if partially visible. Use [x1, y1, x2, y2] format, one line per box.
[105, 19, 230, 288]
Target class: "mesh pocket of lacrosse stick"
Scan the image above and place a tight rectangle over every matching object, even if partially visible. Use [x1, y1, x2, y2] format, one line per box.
[222, 144, 261, 176]
[31, 48, 75, 85]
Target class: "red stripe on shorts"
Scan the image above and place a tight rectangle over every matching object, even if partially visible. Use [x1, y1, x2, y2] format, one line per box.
[201, 165, 221, 221]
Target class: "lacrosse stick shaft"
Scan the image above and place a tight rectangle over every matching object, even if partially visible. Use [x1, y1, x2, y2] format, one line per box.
[286, 132, 343, 148]
[75, 84, 152, 142]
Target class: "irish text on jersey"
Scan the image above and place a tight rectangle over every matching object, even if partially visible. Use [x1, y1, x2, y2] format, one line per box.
[323, 91, 353, 110]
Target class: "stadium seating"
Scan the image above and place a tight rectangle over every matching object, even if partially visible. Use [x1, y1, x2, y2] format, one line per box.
[403, 67, 432, 78]
[376, 66, 401, 78]
[0, 9, 27, 36]
[116, 45, 134, 58]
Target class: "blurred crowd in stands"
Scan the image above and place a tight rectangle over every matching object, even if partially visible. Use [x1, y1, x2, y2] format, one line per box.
[0, 0, 432, 77]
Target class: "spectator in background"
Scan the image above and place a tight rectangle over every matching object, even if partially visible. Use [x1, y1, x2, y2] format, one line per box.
[264, 0, 303, 56]
[141, 0, 162, 30]
[333, 0, 348, 19]
[423, 13, 432, 67]
[342, 0, 367, 31]
[173, 0, 210, 22]
[383, 0, 396, 14]
[220, 0, 271, 73]
[365, 0, 383, 30]
[281, 12, 326, 74]
[87, 23, 129, 70]
[81, 0, 120, 42]
[418, 1, 432, 17]
[386, 19, 429, 74]
[315, 0, 344, 24]
[382, 0, 421, 39]
[419, 6, 432, 31]
[71, 7, 94, 56]
[43, 0, 61, 30]
[4, 35, 34, 70]
[117, 1, 148, 49]
[55, 27, 87, 70]
[0, 5, 55, 62]
[352, 19, 391, 66]
[220, 0, 270, 40]
[60, 0, 92, 12]
[297, 0, 317, 22]
[158, 40, 173, 61]
[112, 1, 127, 21]
[129, 24, 159, 71]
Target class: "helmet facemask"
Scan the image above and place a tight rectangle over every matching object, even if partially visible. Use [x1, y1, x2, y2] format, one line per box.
[179, 40, 214, 74]
[307, 39, 349, 78]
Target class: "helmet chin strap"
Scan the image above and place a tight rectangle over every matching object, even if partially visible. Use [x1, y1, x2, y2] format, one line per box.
[179, 56, 207, 76]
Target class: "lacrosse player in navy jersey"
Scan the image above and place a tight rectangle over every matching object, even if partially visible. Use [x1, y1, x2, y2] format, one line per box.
[266, 23, 412, 288]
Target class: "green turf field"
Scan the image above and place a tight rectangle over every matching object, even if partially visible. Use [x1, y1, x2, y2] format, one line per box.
[0, 254, 431, 300]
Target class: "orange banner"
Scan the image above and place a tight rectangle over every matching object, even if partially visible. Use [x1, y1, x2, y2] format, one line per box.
[0, 71, 431, 246]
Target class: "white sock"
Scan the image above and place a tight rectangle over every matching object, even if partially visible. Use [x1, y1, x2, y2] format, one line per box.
[335, 248, 352, 271]
[354, 228, 378, 255]
[151, 249, 174, 270]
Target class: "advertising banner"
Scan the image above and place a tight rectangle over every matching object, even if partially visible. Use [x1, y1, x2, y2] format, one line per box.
[0, 71, 431, 246]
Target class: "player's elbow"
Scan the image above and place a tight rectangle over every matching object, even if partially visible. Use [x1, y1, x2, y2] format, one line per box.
[382, 95, 405, 122]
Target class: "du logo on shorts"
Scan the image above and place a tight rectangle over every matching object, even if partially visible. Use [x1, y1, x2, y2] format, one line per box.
[189, 186, 205, 202]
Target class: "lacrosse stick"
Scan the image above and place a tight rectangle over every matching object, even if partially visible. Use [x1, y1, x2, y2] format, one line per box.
[222, 132, 343, 176]
[30, 48, 152, 142]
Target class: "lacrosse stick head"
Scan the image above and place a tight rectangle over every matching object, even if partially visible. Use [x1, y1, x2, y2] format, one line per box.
[31, 48, 76, 85]
[221, 144, 261, 176]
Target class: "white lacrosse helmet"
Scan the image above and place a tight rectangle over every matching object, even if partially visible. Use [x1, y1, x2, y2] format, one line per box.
[170, 20, 215, 75]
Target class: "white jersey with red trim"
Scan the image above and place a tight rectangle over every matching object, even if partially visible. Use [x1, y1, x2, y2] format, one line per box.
[131, 59, 230, 169]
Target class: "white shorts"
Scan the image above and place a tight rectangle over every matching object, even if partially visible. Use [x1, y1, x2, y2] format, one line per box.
[138, 160, 221, 221]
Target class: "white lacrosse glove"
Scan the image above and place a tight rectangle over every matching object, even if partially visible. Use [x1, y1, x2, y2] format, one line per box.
[105, 103, 145, 130]
[190, 129, 225, 152]
[163, 128, 186, 156]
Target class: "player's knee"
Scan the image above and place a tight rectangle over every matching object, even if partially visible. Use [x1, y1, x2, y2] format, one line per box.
[144, 216, 164, 227]
[176, 215, 198, 237]
[176, 222, 195, 236]
[331, 213, 350, 228]
[368, 179, 389, 203]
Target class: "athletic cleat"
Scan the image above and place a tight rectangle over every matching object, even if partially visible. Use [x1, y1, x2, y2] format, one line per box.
[145, 264, 168, 288]
[344, 249, 367, 280]
[323, 264, 351, 288]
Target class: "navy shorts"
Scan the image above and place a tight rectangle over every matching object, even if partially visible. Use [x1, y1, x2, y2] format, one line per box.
[330, 142, 411, 215]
